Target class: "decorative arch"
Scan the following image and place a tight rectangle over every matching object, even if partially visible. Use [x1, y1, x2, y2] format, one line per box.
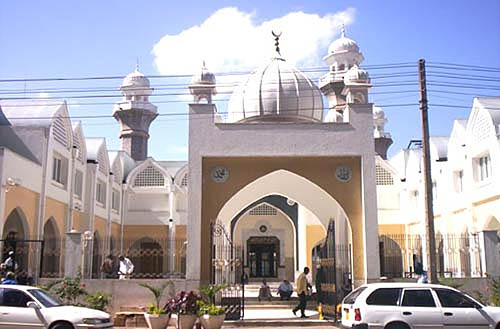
[126, 159, 171, 189]
[97, 144, 110, 176]
[127, 237, 164, 278]
[41, 218, 61, 277]
[466, 102, 496, 149]
[2, 207, 30, 272]
[217, 169, 351, 233]
[111, 156, 123, 185]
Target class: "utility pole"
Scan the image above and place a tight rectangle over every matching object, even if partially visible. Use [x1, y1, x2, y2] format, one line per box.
[418, 59, 438, 283]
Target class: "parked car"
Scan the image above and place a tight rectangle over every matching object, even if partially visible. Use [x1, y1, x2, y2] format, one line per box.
[341, 282, 500, 329]
[0, 284, 113, 329]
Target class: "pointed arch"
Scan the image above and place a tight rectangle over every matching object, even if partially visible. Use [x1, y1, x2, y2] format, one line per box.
[126, 159, 172, 189]
[483, 215, 500, 231]
[127, 237, 164, 278]
[51, 103, 73, 150]
[110, 155, 123, 185]
[3, 207, 29, 241]
[174, 163, 189, 192]
[41, 217, 61, 277]
[217, 169, 350, 233]
[72, 121, 87, 164]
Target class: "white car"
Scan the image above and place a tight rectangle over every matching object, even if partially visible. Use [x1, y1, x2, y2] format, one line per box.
[341, 282, 500, 329]
[0, 284, 113, 329]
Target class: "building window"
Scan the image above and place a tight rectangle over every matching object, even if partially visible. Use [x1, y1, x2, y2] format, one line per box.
[52, 157, 63, 184]
[74, 170, 83, 199]
[112, 189, 120, 211]
[96, 180, 106, 205]
[454, 170, 464, 193]
[476, 154, 492, 181]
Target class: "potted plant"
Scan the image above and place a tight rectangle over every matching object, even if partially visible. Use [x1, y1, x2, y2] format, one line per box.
[165, 291, 202, 329]
[197, 284, 226, 329]
[139, 282, 174, 329]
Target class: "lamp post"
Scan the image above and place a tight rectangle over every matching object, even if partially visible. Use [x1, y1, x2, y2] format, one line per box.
[81, 230, 93, 278]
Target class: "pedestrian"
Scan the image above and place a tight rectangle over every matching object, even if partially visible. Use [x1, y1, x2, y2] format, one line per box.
[258, 278, 272, 301]
[2, 251, 18, 272]
[293, 267, 310, 318]
[278, 279, 293, 301]
[101, 255, 114, 279]
[315, 265, 325, 305]
[118, 255, 134, 280]
[240, 271, 249, 285]
[2, 272, 17, 285]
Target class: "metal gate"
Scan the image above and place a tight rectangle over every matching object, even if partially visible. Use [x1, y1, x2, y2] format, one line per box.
[0, 239, 44, 281]
[210, 221, 243, 320]
[319, 221, 337, 319]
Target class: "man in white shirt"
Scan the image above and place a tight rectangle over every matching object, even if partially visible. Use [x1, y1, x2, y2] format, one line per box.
[118, 255, 134, 280]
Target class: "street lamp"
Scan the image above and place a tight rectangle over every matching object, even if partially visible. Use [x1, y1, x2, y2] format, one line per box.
[82, 230, 93, 278]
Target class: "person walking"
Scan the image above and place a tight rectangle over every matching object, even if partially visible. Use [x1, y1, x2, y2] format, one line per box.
[293, 267, 310, 318]
[118, 255, 134, 280]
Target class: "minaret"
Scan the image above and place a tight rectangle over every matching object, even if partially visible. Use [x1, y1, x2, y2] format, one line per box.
[373, 106, 393, 159]
[319, 25, 365, 122]
[189, 61, 216, 104]
[113, 65, 158, 161]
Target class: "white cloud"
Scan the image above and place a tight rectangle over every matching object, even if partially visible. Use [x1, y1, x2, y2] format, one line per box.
[152, 7, 356, 76]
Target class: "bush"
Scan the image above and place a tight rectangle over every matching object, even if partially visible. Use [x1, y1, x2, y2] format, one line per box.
[438, 278, 463, 290]
[164, 291, 202, 315]
[85, 291, 111, 311]
[489, 276, 500, 306]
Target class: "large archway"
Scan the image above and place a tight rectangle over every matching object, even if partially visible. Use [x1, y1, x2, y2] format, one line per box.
[128, 237, 164, 278]
[216, 170, 352, 282]
[41, 218, 61, 278]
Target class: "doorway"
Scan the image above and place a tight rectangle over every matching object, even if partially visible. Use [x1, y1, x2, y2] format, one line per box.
[247, 236, 279, 278]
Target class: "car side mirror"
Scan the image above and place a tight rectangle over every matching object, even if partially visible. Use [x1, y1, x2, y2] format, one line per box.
[27, 301, 41, 309]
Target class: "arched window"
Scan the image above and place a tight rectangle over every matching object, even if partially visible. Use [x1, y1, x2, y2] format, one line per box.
[134, 166, 165, 187]
[181, 173, 188, 187]
[375, 165, 394, 185]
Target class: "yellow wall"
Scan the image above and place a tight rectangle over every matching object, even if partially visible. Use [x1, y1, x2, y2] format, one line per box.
[3, 186, 39, 238]
[200, 156, 364, 282]
[379, 224, 406, 235]
[306, 224, 326, 269]
[44, 197, 67, 236]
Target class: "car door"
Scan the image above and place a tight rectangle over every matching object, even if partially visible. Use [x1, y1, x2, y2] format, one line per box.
[0, 288, 44, 329]
[434, 288, 490, 329]
[400, 288, 443, 329]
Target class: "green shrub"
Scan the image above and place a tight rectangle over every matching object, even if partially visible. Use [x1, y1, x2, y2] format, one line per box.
[85, 291, 111, 311]
[489, 276, 500, 306]
[438, 278, 463, 289]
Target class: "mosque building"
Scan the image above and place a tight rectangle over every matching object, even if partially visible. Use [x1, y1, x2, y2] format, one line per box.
[0, 29, 499, 291]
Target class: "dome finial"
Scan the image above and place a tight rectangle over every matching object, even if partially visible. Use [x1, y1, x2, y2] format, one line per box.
[341, 23, 346, 38]
[135, 57, 140, 72]
[272, 30, 282, 56]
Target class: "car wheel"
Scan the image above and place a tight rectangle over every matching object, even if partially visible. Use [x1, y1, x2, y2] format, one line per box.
[385, 322, 410, 329]
[50, 322, 74, 329]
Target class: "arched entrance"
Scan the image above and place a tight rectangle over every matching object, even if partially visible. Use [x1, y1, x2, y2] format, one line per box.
[41, 218, 60, 277]
[247, 236, 280, 278]
[128, 237, 164, 278]
[2, 208, 30, 274]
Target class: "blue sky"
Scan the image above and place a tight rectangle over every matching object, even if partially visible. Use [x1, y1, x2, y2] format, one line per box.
[1, 1, 499, 160]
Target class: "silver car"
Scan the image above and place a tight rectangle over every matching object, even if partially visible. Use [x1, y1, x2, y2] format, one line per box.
[341, 282, 500, 329]
[0, 284, 113, 329]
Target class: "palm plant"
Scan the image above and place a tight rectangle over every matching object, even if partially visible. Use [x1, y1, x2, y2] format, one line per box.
[139, 282, 174, 314]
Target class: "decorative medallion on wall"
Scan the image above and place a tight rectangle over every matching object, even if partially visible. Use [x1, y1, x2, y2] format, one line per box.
[335, 165, 352, 183]
[210, 166, 229, 183]
[259, 225, 267, 233]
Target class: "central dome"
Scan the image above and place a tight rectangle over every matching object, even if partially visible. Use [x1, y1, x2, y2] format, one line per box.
[227, 55, 324, 123]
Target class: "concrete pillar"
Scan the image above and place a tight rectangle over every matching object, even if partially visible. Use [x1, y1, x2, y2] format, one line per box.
[479, 230, 499, 277]
[297, 206, 307, 279]
[64, 231, 82, 278]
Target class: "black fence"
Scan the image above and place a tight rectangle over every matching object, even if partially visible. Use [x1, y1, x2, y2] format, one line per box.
[379, 233, 483, 279]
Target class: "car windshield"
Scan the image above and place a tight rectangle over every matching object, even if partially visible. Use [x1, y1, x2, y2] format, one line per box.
[28, 289, 63, 307]
[343, 286, 367, 304]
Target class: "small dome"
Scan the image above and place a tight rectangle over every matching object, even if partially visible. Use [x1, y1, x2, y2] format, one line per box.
[344, 64, 370, 84]
[191, 62, 216, 86]
[122, 66, 150, 89]
[328, 27, 360, 54]
[227, 55, 323, 123]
